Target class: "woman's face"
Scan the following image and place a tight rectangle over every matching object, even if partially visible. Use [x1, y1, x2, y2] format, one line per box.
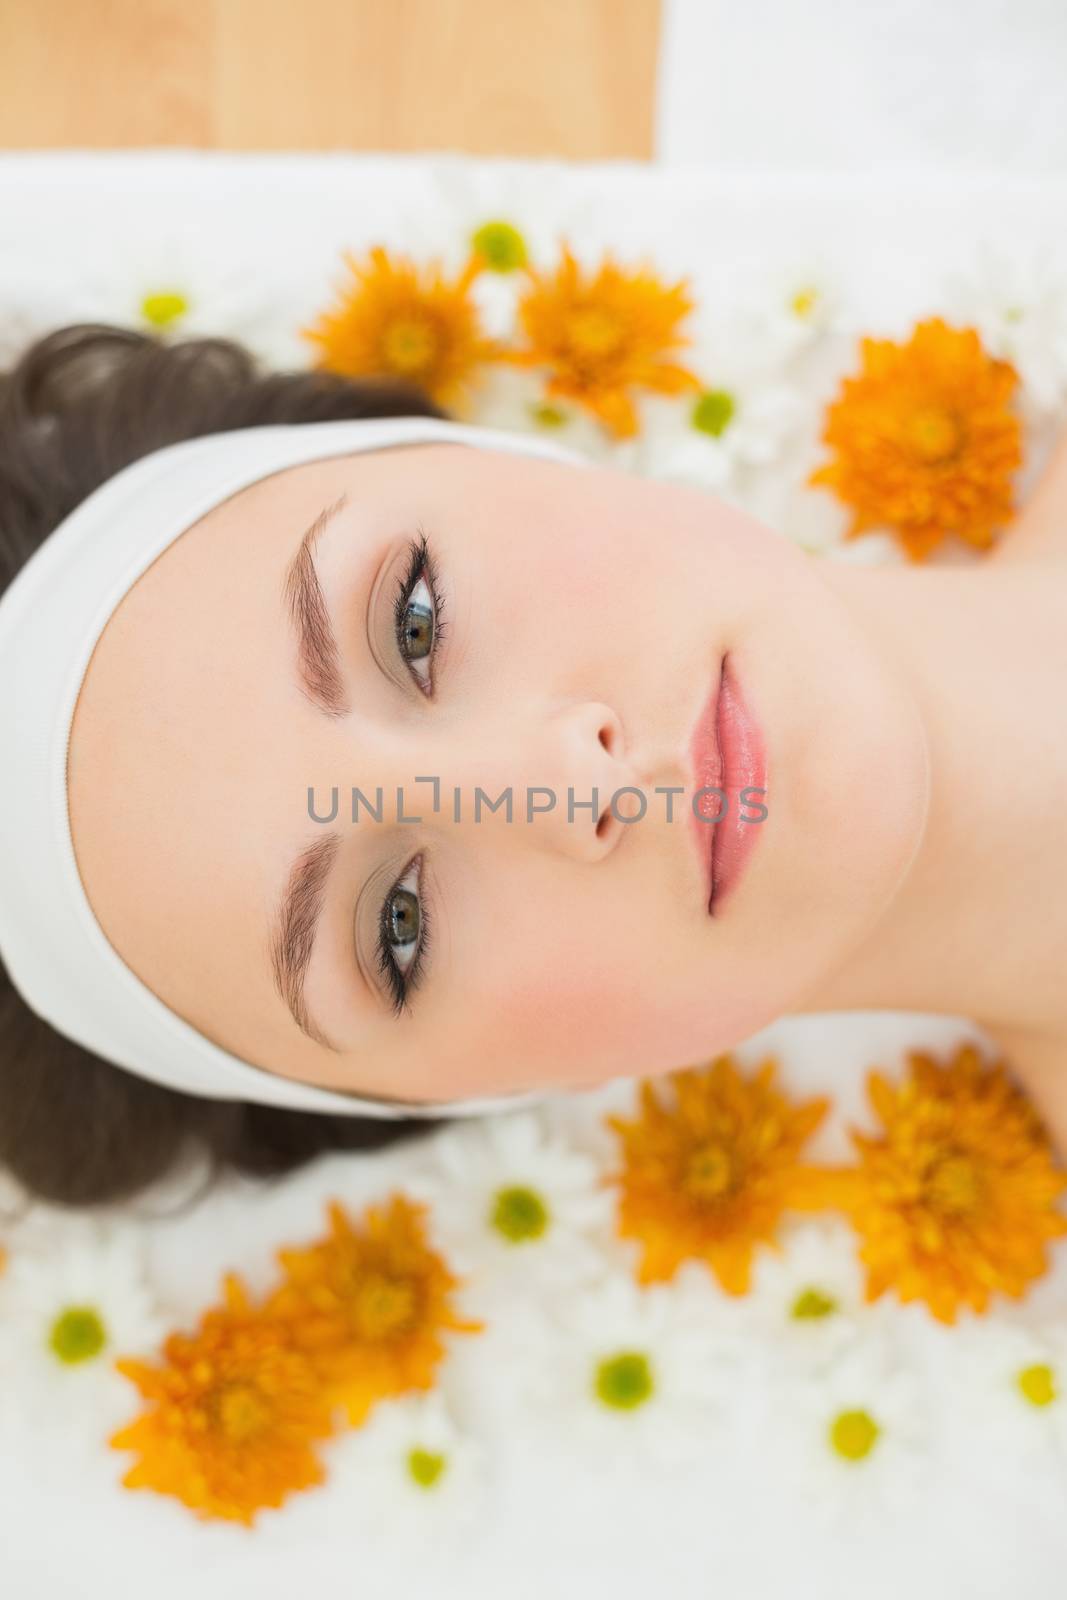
[67, 440, 927, 1105]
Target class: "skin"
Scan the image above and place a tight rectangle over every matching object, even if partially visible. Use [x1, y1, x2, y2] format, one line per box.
[804, 427, 1067, 1155]
[66, 430, 1067, 1147]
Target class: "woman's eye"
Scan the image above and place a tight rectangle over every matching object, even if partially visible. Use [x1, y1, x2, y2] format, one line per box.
[375, 856, 431, 1017]
[397, 574, 435, 685]
[383, 865, 421, 975]
[391, 532, 445, 698]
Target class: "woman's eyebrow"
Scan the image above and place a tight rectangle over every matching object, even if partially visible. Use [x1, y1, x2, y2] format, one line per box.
[283, 494, 351, 717]
[269, 831, 343, 1050]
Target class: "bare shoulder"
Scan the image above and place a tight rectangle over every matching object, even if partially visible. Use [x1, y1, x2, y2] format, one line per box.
[991, 423, 1067, 567]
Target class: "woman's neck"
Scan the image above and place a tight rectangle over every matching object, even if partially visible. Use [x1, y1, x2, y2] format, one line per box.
[795, 555, 1067, 1039]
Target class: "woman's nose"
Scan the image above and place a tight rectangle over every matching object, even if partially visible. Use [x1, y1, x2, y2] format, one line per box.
[524, 699, 639, 863]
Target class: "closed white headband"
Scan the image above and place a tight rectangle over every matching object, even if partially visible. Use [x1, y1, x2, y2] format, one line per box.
[0, 414, 587, 1119]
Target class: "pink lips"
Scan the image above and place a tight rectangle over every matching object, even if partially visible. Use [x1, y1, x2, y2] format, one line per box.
[688, 654, 767, 916]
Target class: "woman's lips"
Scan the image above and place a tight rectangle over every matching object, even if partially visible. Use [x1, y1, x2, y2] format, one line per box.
[688, 654, 767, 916]
[687, 662, 723, 911]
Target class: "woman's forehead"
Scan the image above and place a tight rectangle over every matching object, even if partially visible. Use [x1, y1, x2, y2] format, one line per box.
[61, 440, 582, 1090]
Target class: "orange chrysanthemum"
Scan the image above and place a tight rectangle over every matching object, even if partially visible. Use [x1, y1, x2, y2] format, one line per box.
[603, 1055, 828, 1294]
[110, 1273, 337, 1527]
[808, 316, 1022, 560]
[300, 244, 501, 413]
[498, 241, 702, 440]
[267, 1194, 484, 1427]
[836, 1044, 1067, 1323]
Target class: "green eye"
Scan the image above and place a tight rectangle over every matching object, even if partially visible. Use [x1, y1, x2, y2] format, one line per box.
[392, 534, 444, 697]
[379, 857, 422, 979]
[399, 576, 434, 667]
[385, 880, 420, 972]
[376, 858, 428, 1016]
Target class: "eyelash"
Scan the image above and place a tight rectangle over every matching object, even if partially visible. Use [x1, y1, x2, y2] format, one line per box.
[376, 856, 431, 1017]
[392, 525, 446, 695]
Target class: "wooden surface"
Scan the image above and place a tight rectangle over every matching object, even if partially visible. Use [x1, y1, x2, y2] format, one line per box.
[0, 0, 661, 157]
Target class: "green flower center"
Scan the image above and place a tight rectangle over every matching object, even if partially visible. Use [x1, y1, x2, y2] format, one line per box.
[471, 220, 528, 273]
[790, 1286, 838, 1321]
[49, 1305, 107, 1365]
[491, 1184, 550, 1243]
[829, 1408, 880, 1463]
[407, 1446, 448, 1488]
[594, 1350, 654, 1411]
[529, 401, 568, 428]
[1017, 1362, 1058, 1408]
[382, 317, 438, 374]
[140, 290, 190, 329]
[692, 389, 736, 438]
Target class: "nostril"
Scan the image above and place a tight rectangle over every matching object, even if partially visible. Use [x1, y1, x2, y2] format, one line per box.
[595, 809, 612, 840]
[598, 719, 616, 755]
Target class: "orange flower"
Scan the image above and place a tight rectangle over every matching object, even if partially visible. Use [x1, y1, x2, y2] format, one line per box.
[498, 241, 702, 439]
[300, 244, 500, 413]
[267, 1194, 484, 1427]
[808, 316, 1022, 560]
[603, 1056, 828, 1294]
[110, 1273, 336, 1527]
[839, 1044, 1067, 1323]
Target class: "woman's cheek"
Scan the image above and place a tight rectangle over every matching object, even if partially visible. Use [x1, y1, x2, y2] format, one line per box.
[487, 940, 688, 1078]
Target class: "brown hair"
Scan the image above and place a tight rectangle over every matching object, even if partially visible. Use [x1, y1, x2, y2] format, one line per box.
[0, 323, 456, 1215]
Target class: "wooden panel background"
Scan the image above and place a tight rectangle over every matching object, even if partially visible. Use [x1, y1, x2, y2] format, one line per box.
[0, 0, 661, 158]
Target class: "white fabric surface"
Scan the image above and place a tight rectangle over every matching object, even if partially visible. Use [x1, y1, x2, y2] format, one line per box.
[0, 151, 1065, 1600]
[656, 0, 1067, 171]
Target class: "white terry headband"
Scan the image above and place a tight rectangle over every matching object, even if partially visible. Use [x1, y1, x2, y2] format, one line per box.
[0, 414, 587, 1119]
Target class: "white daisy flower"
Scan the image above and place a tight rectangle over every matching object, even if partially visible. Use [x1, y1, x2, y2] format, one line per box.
[37, 227, 293, 369]
[460, 360, 617, 463]
[0, 1216, 166, 1444]
[396, 155, 598, 343]
[745, 1219, 867, 1365]
[518, 1266, 740, 1475]
[736, 260, 847, 360]
[321, 1388, 488, 1551]
[945, 1314, 1067, 1472]
[946, 243, 1067, 417]
[769, 1335, 928, 1527]
[536, 1071, 649, 1166]
[619, 353, 802, 495]
[779, 481, 905, 565]
[403, 1109, 615, 1306]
